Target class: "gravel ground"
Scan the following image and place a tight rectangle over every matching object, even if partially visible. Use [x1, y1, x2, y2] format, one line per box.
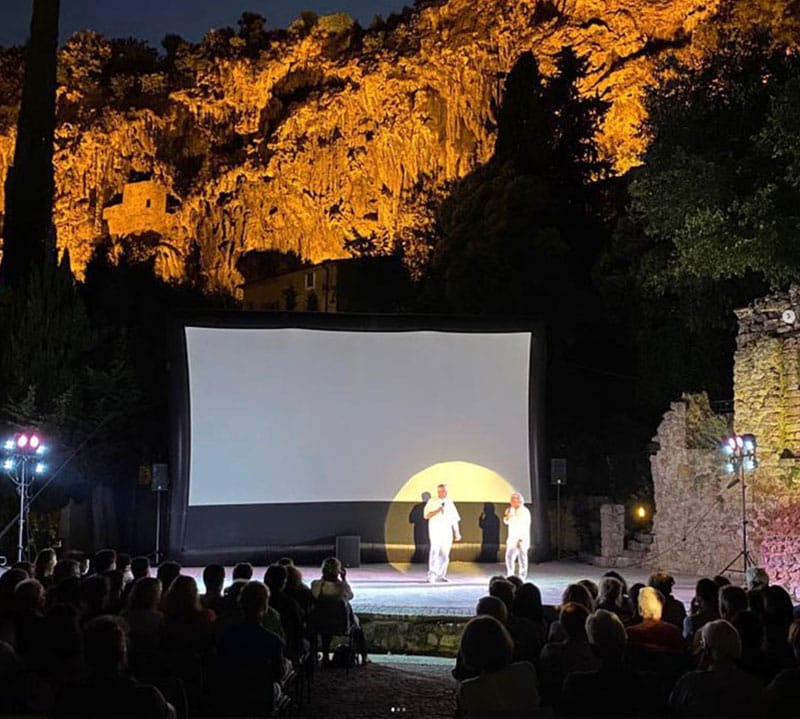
[300, 655, 458, 718]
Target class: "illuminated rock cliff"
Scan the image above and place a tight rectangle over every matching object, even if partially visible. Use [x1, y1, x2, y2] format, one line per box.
[0, 0, 768, 292]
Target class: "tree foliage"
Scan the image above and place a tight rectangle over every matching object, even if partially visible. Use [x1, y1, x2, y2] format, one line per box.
[628, 34, 800, 289]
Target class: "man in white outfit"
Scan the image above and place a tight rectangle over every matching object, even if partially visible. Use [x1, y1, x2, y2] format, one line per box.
[424, 483, 461, 583]
[504, 491, 531, 579]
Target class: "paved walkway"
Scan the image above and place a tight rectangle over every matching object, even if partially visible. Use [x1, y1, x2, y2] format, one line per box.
[300, 655, 456, 718]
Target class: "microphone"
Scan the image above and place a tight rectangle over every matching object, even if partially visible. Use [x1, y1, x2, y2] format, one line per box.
[441, 501, 446, 509]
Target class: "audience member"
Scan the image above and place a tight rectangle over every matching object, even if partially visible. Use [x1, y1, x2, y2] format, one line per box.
[93, 549, 116, 574]
[310, 557, 367, 665]
[13, 579, 47, 664]
[79, 574, 110, 624]
[732, 609, 771, 681]
[155, 562, 181, 595]
[649, 571, 687, 630]
[538, 602, 598, 708]
[34, 548, 57, 589]
[200, 564, 226, 614]
[130, 557, 151, 581]
[455, 615, 539, 718]
[765, 619, 800, 716]
[161, 575, 215, 654]
[684, 578, 720, 642]
[719, 585, 748, 622]
[762, 585, 795, 674]
[216, 581, 287, 708]
[596, 576, 632, 623]
[284, 564, 314, 618]
[626, 586, 685, 653]
[122, 577, 163, 658]
[54, 615, 173, 717]
[561, 609, 663, 717]
[13, 561, 35, 577]
[40, 603, 84, 691]
[117, 554, 133, 586]
[578, 579, 599, 603]
[548, 583, 595, 642]
[745, 566, 769, 592]
[669, 619, 764, 717]
[488, 578, 515, 615]
[263, 564, 307, 659]
[506, 575, 523, 591]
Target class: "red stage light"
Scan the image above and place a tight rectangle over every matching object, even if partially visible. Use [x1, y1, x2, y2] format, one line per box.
[16, 434, 28, 449]
[29, 435, 40, 449]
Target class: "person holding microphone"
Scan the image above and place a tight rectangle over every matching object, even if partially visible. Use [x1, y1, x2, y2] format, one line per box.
[424, 484, 461, 583]
[504, 492, 531, 580]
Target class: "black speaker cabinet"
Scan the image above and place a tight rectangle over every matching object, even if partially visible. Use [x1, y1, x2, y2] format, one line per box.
[152, 463, 169, 492]
[335, 535, 361, 568]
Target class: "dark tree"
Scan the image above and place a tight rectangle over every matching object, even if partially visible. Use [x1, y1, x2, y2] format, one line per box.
[1, 0, 59, 287]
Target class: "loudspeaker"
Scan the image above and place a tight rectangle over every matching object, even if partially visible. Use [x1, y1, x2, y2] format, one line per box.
[550, 458, 567, 486]
[335, 535, 361, 568]
[152, 463, 169, 492]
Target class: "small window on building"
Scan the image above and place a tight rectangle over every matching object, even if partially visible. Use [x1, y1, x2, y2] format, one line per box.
[145, 199, 151, 208]
[304, 271, 315, 290]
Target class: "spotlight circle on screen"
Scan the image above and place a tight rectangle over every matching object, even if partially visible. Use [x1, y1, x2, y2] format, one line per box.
[393, 460, 518, 503]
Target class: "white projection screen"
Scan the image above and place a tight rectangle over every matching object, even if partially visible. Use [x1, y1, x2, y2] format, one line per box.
[169, 315, 547, 563]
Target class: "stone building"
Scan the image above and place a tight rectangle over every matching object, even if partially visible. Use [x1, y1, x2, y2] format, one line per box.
[650, 287, 800, 596]
[241, 256, 411, 313]
[102, 178, 178, 238]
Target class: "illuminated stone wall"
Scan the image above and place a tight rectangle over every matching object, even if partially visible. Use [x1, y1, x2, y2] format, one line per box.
[733, 288, 800, 596]
[649, 395, 739, 577]
[651, 288, 800, 595]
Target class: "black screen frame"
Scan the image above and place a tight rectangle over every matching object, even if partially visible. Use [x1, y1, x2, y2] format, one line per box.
[168, 311, 549, 564]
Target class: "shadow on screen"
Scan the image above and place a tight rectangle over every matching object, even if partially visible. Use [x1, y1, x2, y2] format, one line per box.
[408, 491, 431, 563]
[479, 502, 500, 561]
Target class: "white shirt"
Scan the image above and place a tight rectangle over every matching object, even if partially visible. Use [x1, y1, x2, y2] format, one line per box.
[504, 505, 531, 544]
[424, 497, 461, 544]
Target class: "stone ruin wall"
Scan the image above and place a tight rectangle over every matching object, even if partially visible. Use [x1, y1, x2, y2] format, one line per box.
[651, 287, 800, 597]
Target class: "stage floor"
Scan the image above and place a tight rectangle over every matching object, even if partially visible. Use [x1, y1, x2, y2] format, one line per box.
[184, 560, 700, 616]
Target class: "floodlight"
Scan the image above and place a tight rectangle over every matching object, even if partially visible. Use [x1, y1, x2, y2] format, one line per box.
[3, 439, 13, 451]
[2, 459, 13, 471]
[35, 463, 45, 474]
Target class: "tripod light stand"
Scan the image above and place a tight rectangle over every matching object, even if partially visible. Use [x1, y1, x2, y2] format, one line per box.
[720, 433, 757, 575]
[1, 432, 48, 563]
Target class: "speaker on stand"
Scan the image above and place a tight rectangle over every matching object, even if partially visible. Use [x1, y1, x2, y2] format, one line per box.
[151, 464, 169, 564]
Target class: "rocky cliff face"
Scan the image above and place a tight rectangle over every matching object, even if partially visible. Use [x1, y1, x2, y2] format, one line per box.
[0, 0, 726, 293]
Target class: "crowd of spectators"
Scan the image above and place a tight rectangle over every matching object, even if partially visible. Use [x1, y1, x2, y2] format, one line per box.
[454, 569, 800, 717]
[3, 547, 800, 718]
[0, 549, 365, 717]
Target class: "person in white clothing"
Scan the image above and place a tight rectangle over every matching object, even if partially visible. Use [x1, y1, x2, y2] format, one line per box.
[504, 492, 531, 579]
[424, 484, 461, 583]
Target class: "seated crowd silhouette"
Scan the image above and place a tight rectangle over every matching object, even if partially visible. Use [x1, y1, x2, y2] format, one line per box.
[0, 549, 363, 717]
[1, 548, 800, 717]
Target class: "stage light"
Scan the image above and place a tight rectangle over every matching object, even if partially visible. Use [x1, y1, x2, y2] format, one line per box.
[3, 439, 13, 451]
[3, 459, 13, 471]
[635, 505, 647, 520]
[743, 457, 757, 473]
[35, 445, 45, 456]
[724, 461, 735, 475]
[736, 435, 744, 448]
[16, 434, 28, 449]
[35, 463, 45, 475]
[29, 435, 39, 449]
[742, 434, 756, 454]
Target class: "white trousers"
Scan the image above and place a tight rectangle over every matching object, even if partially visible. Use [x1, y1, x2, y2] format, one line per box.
[429, 539, 453, 579]
[505, 541, 529, 579]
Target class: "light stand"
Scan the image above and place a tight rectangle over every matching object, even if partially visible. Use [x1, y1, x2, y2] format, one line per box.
[2, 433, 48, 563]
[720, 433, 757, 575]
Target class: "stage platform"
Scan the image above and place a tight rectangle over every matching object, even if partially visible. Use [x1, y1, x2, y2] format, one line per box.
[184, 560, 701, 616]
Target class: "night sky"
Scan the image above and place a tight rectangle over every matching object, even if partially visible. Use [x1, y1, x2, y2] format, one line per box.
[0, 1, 411, 48]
